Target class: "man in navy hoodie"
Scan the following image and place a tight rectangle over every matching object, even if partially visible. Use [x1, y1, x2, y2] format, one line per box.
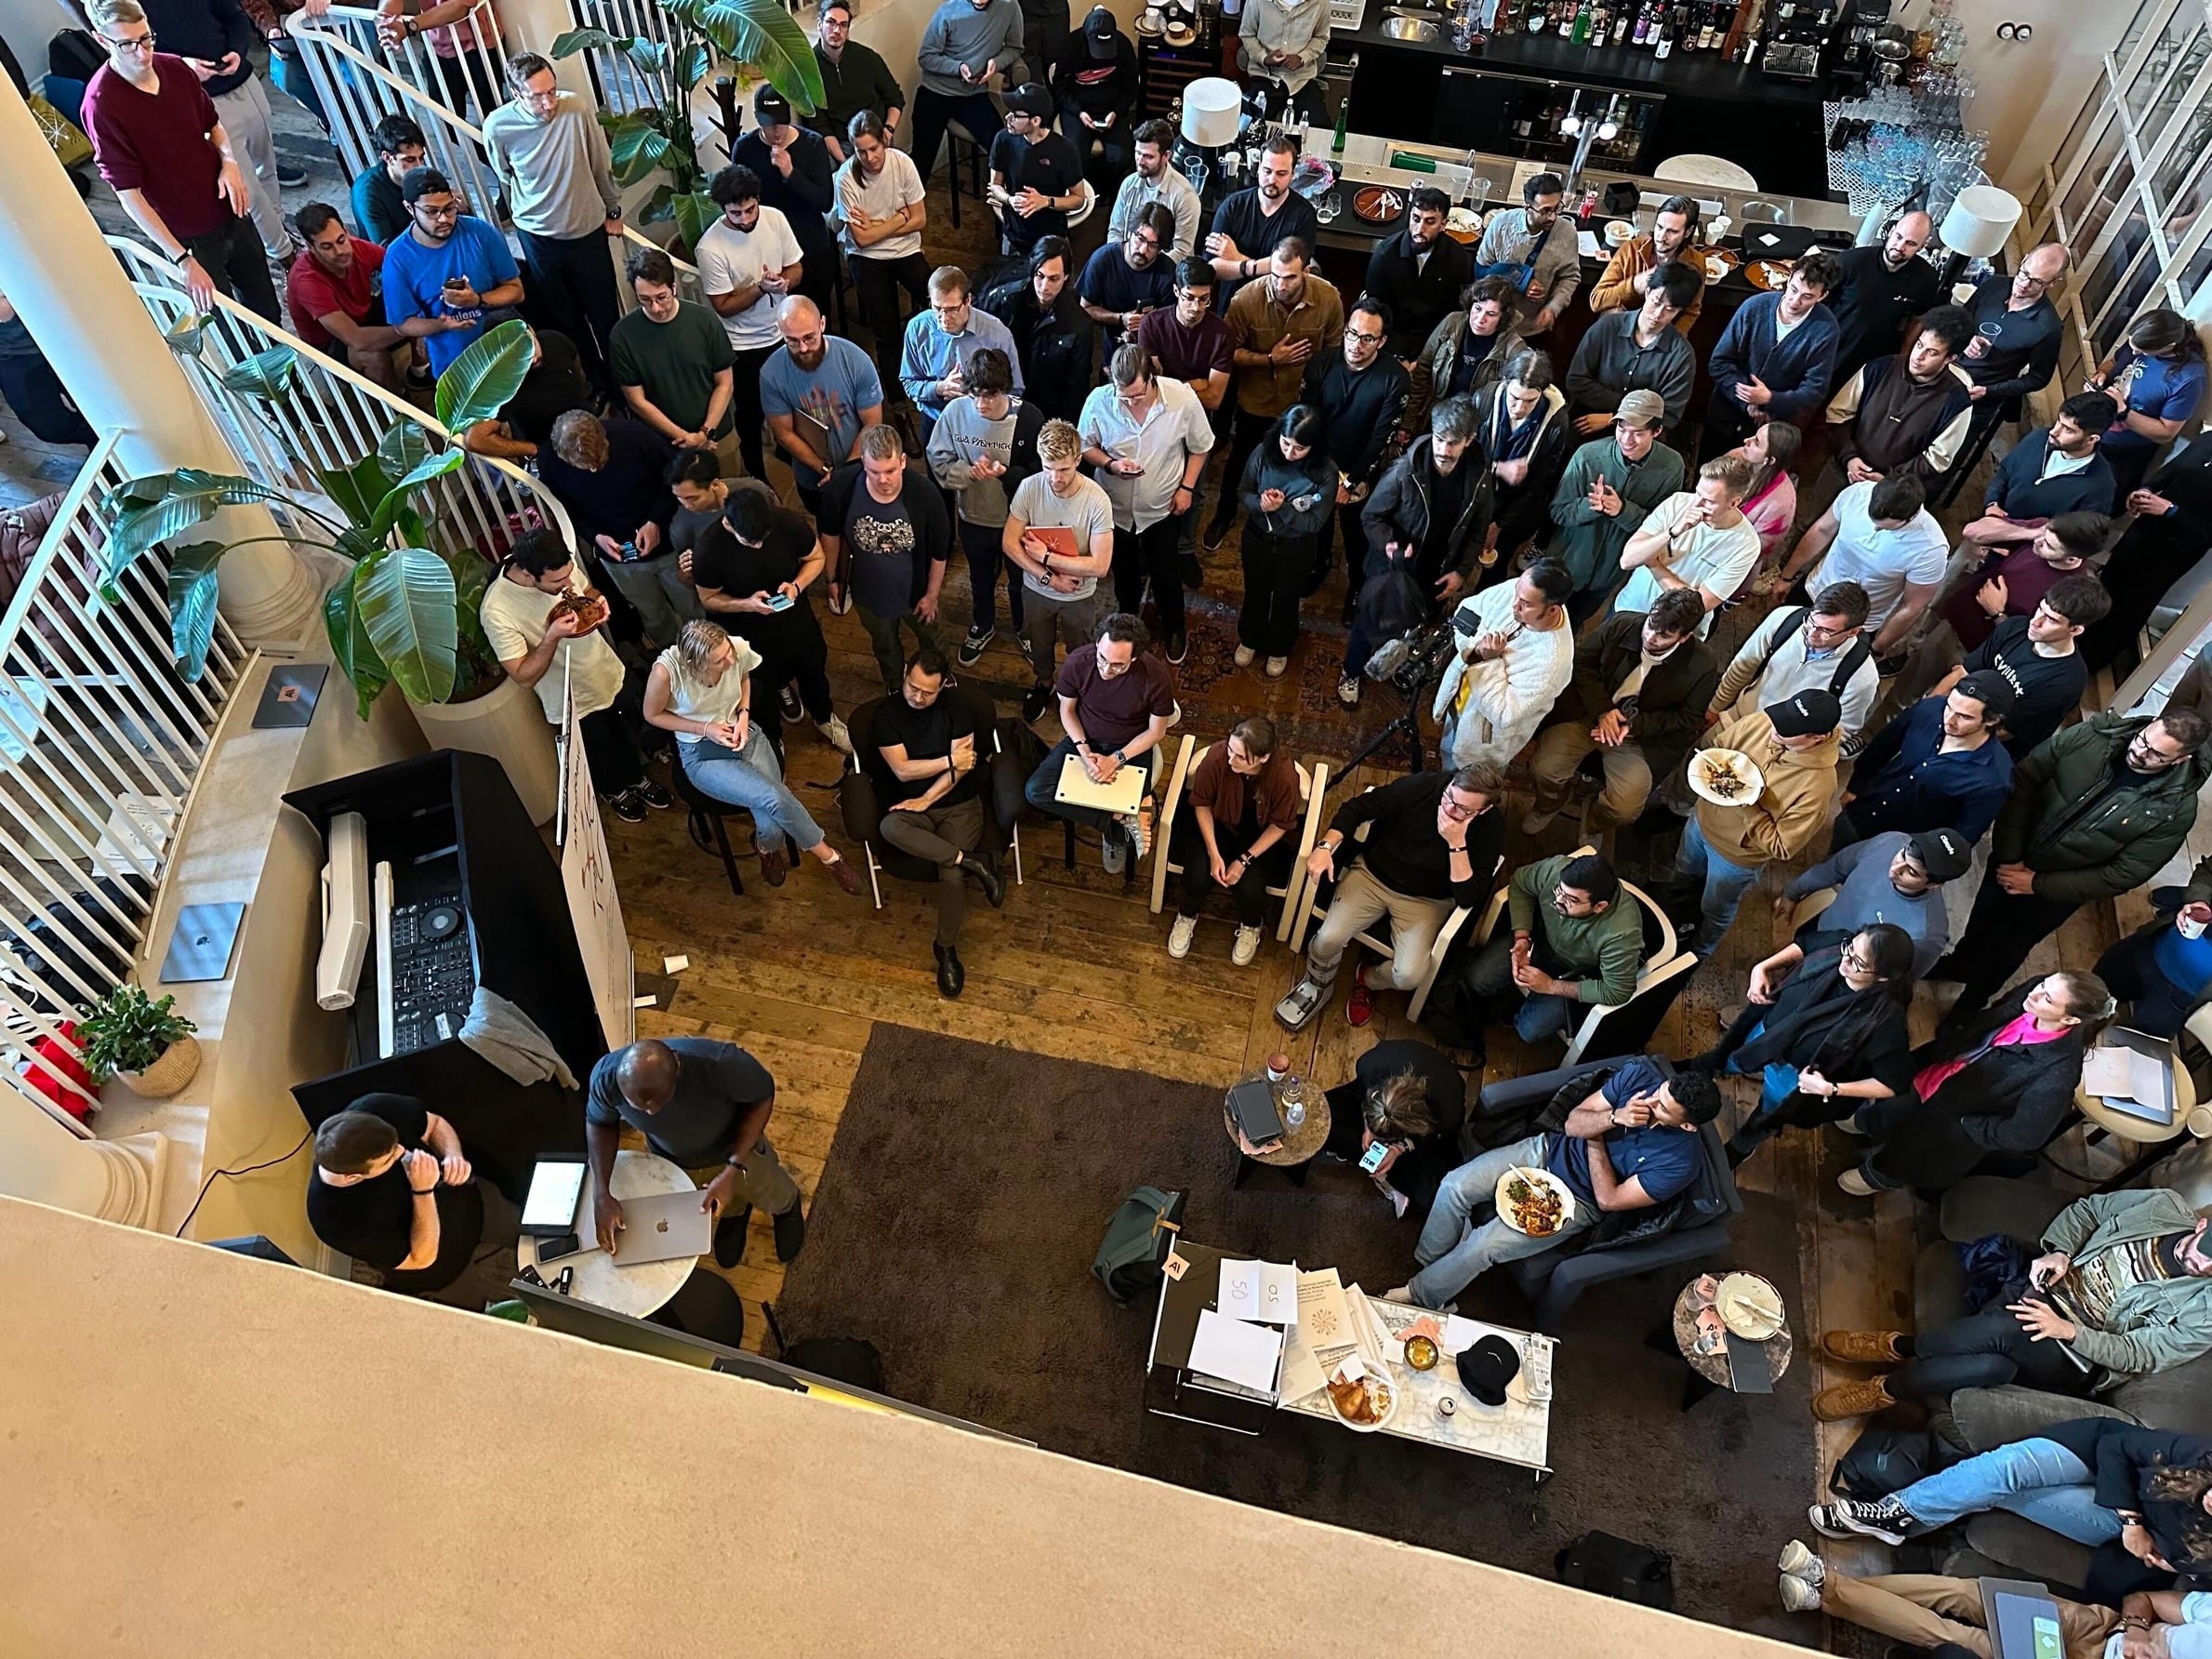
[1702, 248, 1842, 462]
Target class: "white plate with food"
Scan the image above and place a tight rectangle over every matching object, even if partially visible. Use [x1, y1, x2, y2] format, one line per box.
[1716, 1271, 1786, 1340]
[1688, 747, 1765, 806]
[1493, 1166, 1575, 1238]
[1324, 1359, 1399, 1432]
[1604, 218, 1635, 246]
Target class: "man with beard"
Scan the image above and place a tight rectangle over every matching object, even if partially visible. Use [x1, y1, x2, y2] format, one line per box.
[1203, 136, 1318, 312]
[1303, 293, 1411, 599]
[285, 202, 409, 386]
[987, 83, 1083, 258]
[1363, 187, 1473, 361]
[1588, 194, 1703, 336]
[1203, 238, 1343, 552]
[1823, 303, 1978, 485]
[977, 234, 1093, 423]
[1106, 118, 1200, 259]
[1824, 210, 1939, 385]
[1077, 204, 1178, 347]
[760, 296, 885, 517]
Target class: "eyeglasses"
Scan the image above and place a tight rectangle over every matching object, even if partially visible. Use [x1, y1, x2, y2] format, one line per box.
[1841, 945, 1873, 974]
[103, 30, 156, 50]
[1803, 619, 1854, 643]
[1129, 232, 1161, 254]
[1439, 793, 1481, 821]
[1344, 328, 1384, 346]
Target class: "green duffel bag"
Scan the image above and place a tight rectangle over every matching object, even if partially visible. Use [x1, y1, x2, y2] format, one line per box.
[1092, 1185, 1185, 1306]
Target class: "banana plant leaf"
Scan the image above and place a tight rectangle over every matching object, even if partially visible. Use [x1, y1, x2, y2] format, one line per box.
[353, 548, 458, 704]
[323, 577, 391, 718]
[218, 345, 299, 400]
[669, 190, 719, 249]
[624, 35, 671, 77]
[375, 418, 436, 478]
[319, 452, 396, 526]
[367, 448, 468, 541]
[549, 24, 621, 55]
[163, 310, 213, 359]
[432, 318, 534, 432]
[677, 37, 715, 87]
[669, 0, 822, 113]
[608, 118, 680, 182]
[165, 541, 227, 683]
[100, 469, 300, 588]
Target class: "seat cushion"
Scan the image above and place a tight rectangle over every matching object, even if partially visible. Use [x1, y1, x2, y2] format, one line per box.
[1963, 1511, 2094, 1596]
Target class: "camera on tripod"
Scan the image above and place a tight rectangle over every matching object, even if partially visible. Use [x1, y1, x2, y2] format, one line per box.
[1363, 618, 1455, 699]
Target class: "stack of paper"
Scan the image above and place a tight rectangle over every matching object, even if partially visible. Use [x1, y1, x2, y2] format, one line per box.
[2084, 1038, 2176, 1124]
[1218, 1258, 1299, 1324]
[1189, 1307, 1282, 1396]
[1277, 1269, 1355, 1404]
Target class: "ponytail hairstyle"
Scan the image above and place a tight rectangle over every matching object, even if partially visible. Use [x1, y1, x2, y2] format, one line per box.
[2049, 970, 2119, 1042]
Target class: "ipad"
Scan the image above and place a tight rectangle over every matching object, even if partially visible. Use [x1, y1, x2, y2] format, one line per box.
[521, 1158, 588, 1236]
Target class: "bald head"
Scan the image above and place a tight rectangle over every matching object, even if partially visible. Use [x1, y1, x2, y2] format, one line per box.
[615, 1039, 680, 1112]
[1885, 211, 1933, 269]
[2016, 243, 2069, 300]
[776, 294, 829, 366]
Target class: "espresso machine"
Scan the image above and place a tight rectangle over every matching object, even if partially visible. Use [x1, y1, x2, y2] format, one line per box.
[1830, 0, 1895, 93]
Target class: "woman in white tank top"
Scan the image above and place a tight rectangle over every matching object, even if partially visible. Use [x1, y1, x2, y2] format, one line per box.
[642, 621, 860, 893]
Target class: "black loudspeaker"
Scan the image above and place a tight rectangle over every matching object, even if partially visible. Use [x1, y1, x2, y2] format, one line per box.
[1556, 1531, 1676, 1610]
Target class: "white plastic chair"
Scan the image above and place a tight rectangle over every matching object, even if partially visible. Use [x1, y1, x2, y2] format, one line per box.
[1146, 736, 1330, 942]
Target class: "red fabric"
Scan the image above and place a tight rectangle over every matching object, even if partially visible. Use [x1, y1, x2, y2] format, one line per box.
[285, 240, 385, 352]
[1941, 541, 2073, 653]
[1913, 1011, 2065, 1102]
[81, 58, 229, 239]
[27, 1021, 96, 1120]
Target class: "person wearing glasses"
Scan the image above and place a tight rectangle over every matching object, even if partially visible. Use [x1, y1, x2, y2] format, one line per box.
[1076, 203, 1179, 348]
[900, 264, 1023, 442]
[379, 166, 524, 376]
[1443, 850, 1646, 1053]
[80, 0, 279, 318]
[1079, 344, 1213, 665]
[987, 83, 1083, 259]
[1471, 171, 1579, 336]
[1708, 581, 1881, 757]
[1955, 242, 2071, 457]
[1302, 296, 1411, 603]
[1022, 610, 1177, 875]
[805, 0, 904, 166]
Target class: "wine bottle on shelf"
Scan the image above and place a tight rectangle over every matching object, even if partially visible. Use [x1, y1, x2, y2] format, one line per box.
[1653, 7, 1672, 54]
[1611, 6, 1630, 41]
[1642, 0, 1662, 45]
[1527, 1, 1547, 31]
[1700, 3, 1719, 48]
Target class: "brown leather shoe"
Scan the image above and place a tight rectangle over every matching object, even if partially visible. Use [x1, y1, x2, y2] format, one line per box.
[761, 844, 788, 886]
[1811, 1375, 1894, 1422]
[824, 853, 861, 896]
[1821, 1330, 1906, 1364]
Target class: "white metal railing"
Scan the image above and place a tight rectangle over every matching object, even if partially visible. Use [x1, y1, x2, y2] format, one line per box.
[566, 0, 708, 118]
[615, 224, 708, 312]
[288, 11, 505, 224]
[305, 0, 511, 132]
[0, 434, 255, 1135]
[106, 235, 579, 585]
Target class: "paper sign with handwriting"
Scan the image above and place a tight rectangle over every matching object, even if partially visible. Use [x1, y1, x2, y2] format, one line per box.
[1219, 1258, 1298, 1324]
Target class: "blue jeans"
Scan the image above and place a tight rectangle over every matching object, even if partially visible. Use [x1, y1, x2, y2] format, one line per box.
[679, 728, 824, 852]
[1895, 1439, 2120, 1545]
[1673, 814, 1762, 953]
[1024, 737, 1158, 834]
[1410, 1133, 1597, 1309]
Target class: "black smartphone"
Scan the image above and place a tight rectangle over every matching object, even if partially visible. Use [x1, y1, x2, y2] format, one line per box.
[536, 1231, 583, 1263]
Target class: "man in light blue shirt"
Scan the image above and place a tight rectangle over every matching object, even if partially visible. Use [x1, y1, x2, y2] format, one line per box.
[1778, 826, 1967, 978]
[901, 265, 1022, 437]
[760, 296, 885, 513]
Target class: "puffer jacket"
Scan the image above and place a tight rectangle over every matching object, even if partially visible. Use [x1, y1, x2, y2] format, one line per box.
[1991, 711, 2209, 906]
[1694, 705, 1842, 869]
[1408, 308, 1531, 425]
[1361, 434, 1495, 591]
[976, 272, 1093, 425]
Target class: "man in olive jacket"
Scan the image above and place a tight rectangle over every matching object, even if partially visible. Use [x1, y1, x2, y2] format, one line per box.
[1543, 389, 1686, 625]
[1935, 710, 2211, 1019]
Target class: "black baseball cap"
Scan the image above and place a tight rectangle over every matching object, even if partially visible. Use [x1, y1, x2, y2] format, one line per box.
[1908, 828, 1972, 883]
[754, 86, 791, 125]
[1004, 83, 1053, 119]
[1767, 689, 1842, 738]
[1085, 6, 1118, 54]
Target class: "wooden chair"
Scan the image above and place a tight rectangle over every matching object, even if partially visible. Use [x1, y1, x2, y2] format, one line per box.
[1145, 735, 1331, 942]
[1055, 699, 1182, 887]
[1787, 885, 1836, 933]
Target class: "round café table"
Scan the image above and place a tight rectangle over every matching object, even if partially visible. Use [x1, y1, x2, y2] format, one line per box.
[1225, 1087, 1331, 1188]
[519, 1149, 695, 1319]
[1648, 1275, 1794, 1412]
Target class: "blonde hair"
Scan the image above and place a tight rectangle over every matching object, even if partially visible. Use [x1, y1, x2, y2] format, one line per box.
[676, 619, 732, 676]
[1038, 418, 1080, 465]
[1700, 452, 1755, 502]
[89, 0, 146, 28]
[550, 410, 607, 470]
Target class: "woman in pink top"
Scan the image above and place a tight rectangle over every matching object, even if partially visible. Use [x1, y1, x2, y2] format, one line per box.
[1733, 419, 1803, 570]
[1842, 970, 2113, 1198]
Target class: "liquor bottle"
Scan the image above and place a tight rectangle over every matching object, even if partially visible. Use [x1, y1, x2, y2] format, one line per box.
[1527, 0, 1547, 31]
[1571, 2, 1591, 43]
[1331, 83, 1349, 154]
[1653, 8, 1672, 54]
[1610, 6, 1630, 41]
[1557, 0, 1575, 35]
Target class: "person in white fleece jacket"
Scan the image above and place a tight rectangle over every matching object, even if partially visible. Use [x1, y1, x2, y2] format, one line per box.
[1433, 562, 1575, 769]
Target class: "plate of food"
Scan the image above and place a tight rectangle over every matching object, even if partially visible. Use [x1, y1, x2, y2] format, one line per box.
[550, 588, 612, 635]
[1324, 1357, 1399, 1431]
[1446, 205, 1483, 244]
[1716, 1271, 1786, 1341]
[1698, 246, 1740, 281]
[1352, 184, 1407, 225]
[1604, 218, 1635, 246]
[1745, 257, 1795, 291]
[1493, 1166, 1574, 1238]
[1688, 747, 1765, 806]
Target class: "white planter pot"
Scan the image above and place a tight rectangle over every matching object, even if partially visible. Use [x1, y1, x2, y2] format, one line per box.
[407, 675, 559, 825]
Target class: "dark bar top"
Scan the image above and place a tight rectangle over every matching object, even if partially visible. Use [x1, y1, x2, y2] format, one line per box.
[1335, 11, 1827, 107]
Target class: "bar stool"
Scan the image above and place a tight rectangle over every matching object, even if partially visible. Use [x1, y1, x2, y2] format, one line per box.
[945, 119, 991, 230]
[668, 747, 796, 897]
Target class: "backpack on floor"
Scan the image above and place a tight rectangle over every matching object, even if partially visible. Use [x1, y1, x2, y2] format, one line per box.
[1556, 1531, 1676, 1610]
[1092, 1185, 1186, 1305]
[1831, 1426, 1938, 1499]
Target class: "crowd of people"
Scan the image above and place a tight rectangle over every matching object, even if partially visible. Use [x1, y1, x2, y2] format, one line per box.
[58, 0, 2212, 1634]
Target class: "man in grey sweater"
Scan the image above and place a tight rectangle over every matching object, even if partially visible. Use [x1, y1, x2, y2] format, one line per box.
[908, 0, 1026, 193]
[483, 54, 625, 386]
[1472, 171, 1580, 336]
[1774, 826, 1969, 977]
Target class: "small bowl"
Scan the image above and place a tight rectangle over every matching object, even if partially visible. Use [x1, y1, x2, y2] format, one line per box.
[1604, 219, 1635, 246]
[1382, 15, 1440, 39]
[1403, 1334, 1440, 1371]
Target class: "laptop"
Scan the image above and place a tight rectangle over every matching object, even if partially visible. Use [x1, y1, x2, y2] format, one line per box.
[1055, 752, 1146, 815]
[1978, 1577, 2066, 1659]
[607, 1189, 715, 1266]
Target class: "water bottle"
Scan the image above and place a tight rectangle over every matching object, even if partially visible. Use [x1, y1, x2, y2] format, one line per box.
[1267, 1050, 1309, 1131]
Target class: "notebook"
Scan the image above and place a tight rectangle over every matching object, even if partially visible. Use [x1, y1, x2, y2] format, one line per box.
[1054, 752, 1146, 814]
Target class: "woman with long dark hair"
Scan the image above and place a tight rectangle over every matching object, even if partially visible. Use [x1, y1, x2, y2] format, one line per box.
[1235, 403, 1334, 676]
[1732, 418, 1804, 568]
[1693, 922, 1916, 1165]
[2089, 309, 2209, 508]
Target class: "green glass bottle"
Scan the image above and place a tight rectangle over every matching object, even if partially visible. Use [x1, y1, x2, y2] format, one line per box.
[1331, 84, 1349, 154]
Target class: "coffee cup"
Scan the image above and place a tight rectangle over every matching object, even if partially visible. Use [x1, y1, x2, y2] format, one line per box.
[2180, 903, 2210, 939]
[1952, 282, 1978, 305]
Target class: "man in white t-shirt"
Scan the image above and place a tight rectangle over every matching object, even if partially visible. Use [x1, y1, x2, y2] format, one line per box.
[1612, 452, 1761, 635]
[1004, 417, 1116, 720]
[1778, 471, 1948, 658]
[837, 112, 931, 389]
[695, 162, 805, 481]
[480, 528, 670, 822]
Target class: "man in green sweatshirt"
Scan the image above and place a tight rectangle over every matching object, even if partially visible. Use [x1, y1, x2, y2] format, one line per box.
[1437, 851, 1645, 1051]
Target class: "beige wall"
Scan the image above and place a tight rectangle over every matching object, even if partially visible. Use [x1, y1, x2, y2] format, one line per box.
[0, 1195, 1811, 1658]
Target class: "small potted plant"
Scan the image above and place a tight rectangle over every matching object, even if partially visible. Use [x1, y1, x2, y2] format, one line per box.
[77, 984, 201, 1098]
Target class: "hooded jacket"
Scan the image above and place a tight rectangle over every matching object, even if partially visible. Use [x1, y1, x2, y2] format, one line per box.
[1361, 434, 1495, 591]
[1545, 432, 1689, 598]
[1409, 309, 1531, 426]
[1825, 352, 1977, 479]
[1694, 704, 1842, 869]
[1477, 378, 1572, 550]
[1991, 711, 2208, 906]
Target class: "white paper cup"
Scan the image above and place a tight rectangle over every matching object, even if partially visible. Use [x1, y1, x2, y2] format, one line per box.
[1951, 282, 1977, 305]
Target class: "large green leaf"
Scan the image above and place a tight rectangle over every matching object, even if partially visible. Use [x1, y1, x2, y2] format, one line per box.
[318, 453, 395, 528]
[608, 121, 678, 181]
[549, 24, 620, 57]
[101, 470, 298, 585]
[218, 345, 298, 401]
[353, 549, 458, 704]
[165, 541, 227, 684]
[332, 524, 383, 565]
[676, 37, 715, 89]
[669, 190, 718, 253]
[323, 577, 391, 719]
[669, 0, 822, 113]
[375, 418, 436, 479]
[637, 182, 677, 225]
[432, 318, 533, 432]
[624, 35, 671, 79]
[367, 448, 468, 540]
[163, 311, 212, 359]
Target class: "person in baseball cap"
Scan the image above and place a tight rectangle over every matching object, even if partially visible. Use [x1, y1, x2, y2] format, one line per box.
[1766, 688, 1844, 740]
[754, 85, 792, 127]
[1002, 82, 1054, 121]
[1908, 828, 1972, 883]
[1834, 670, 2017, 847]
[1614, 387, 1667, 429]
[1083, 6, 1119, 55]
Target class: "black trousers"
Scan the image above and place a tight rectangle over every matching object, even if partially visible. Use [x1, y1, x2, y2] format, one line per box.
[2080, 527, 2199, 674]
[578, 703, 645, 794]
[1238, 525, 1314, 657]
[753, 629, 833, 730]
[850, 251, 932, 390]
[730, 342, 778, 481]
[1310, 496, 1369, 591]
[1699, 395, 1758, 463]
[907, 86, 1003, 192]
[1942, 878, 2080, 1027]
[1207, 407, 1275, 534]
[1112, 515, 1187, 638]
[1886, 1278, 2097, 1400]
[959, 515, 1026, 634]
[0, 352, 95, 446]
[1169, 808, 1292, 924]
[518, 228, 622, 387]
[181, 219, 280, 323]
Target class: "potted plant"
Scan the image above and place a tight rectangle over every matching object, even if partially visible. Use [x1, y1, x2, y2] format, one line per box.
[551, 0, 823, 252]
[77, 984, 201, 1098]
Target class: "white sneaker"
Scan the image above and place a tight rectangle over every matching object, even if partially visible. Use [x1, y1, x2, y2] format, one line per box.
[1233, 644, 1256, 668]
[817, 713, 854, 754]
[1778, 1573, 1821, 1614]
[1380, 1286, 1416, 1305]
[1337, 674, 1362, 707]
[1265, 656, 1288, 677]
[1168, 914, 1197, 958]
[1232, 923, 1262, 965]
[1776, 1541, 1823, 1589]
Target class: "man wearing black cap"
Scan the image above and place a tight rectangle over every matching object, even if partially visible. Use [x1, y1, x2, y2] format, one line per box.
[733, 86, 840, 317]
[1671, 688, 1844, 953]
[988, 83, 1085, 257]
[1778, 827, 1968, 978]
[305, 1093, 518, 1303]
[1052, 7, 1139, 189]
[1834, 670, 2016, 848]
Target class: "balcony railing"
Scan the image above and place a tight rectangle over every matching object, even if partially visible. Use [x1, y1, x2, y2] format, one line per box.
[0, 435, 255, 1135]
[298, 1, 512, 133]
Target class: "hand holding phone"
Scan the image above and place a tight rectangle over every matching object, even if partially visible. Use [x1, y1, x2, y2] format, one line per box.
[1358, 1140, 1391, 1175]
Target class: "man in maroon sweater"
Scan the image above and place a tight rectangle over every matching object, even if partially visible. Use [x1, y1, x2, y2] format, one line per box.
[81, 0, 279, 319]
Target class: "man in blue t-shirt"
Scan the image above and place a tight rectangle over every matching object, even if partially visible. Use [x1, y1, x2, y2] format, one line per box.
[381, 167, 524, 376]
[1392, 1058, 1720, 1310]
[760, 296, 885, 511]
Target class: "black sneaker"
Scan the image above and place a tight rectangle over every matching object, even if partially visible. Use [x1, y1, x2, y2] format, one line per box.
[711, 1204, 754, 1268]
[640, 779, 675, 810]
[605, 787, 648, 823]
[1199, 519, 1230, 554]
[1807, 1495, 1913, 1546]
[1178, 552, 1205, 590]
[965, 853, 1003, 908]
[778, 683, 802, 720]
[959, 623, 993, 667]
[934, 941, 965, 998]
[773, 1203, 808, 1263]
[1165, 630, 1188, 665]
[1021, 683, 1052, 723]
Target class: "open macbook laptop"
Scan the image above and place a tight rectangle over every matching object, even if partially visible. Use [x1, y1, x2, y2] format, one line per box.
[607, 1188, 715, 1266]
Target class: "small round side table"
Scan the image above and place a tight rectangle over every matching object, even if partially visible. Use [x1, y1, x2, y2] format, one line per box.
[1224, 1091, 1331, 1188]
[1650, 1275, 1795, 1411]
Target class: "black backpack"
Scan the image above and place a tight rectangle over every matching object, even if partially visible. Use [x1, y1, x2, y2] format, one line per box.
[1751, 604, 1874, 701]
[1092, 1186, 1186, 1305]
[1556, 1531, 1676, 1610]
[1831, 1426, 1941, 1498]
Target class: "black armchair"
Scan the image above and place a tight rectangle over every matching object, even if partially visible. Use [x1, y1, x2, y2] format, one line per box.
[838, 681, 1027, 909]
[1464, 1055, 1743, 1332]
